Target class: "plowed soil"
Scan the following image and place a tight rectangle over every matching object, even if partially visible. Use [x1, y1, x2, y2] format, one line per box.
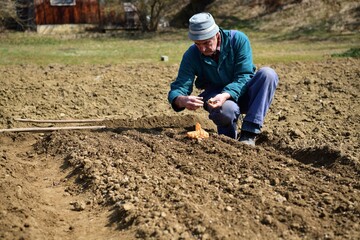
[0, 58, 359, 239]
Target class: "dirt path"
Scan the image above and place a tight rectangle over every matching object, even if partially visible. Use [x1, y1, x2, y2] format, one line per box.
[1, 58, 359, 239]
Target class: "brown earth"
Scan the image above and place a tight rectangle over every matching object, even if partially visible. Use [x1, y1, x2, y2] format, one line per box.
[0, 58, 359, 240]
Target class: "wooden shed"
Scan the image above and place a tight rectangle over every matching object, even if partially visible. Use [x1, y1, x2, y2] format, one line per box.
[34, 0, 101, 25]
[31, 0, 139, 33]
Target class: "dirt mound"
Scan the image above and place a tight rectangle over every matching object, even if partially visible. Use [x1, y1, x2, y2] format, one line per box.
[1, 58, 359, 239]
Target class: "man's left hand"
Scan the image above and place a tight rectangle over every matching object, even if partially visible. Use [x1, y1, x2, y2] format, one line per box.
[207, 92, 231, 109]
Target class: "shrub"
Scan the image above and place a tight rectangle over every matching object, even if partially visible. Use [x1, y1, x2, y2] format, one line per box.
[0, 0, 35, 32]
[332, 48, 360, 58]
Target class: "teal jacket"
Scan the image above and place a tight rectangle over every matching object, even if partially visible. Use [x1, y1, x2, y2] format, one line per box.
[168, 28, 256, 111]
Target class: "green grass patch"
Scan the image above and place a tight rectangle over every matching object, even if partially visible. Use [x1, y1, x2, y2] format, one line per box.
[251, 38, 360, 64]
[0, 30, 359, 66]
[0, 31, 191, 65]
[331, 48, 360, 58]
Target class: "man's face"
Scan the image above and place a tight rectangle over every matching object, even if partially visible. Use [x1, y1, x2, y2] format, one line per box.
[194, 33, 219, 56]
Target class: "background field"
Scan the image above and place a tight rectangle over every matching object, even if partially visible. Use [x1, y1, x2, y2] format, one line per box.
[1, 29, 359, 65]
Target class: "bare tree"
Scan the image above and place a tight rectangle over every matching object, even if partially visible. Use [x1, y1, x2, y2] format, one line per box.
[130, 0, 173, 32]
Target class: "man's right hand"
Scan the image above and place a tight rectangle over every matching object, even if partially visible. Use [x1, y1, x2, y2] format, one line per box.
[175, 96, 204, 111]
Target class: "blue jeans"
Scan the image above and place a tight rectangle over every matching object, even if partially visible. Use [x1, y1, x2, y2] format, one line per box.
[199, 67, 279, 139]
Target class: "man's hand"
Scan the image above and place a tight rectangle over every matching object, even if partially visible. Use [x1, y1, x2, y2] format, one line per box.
[175, 96, 204, 111]
[207, 92, 231, 109]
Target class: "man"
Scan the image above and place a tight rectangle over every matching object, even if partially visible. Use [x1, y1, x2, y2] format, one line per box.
[168, 12, 278, 146]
